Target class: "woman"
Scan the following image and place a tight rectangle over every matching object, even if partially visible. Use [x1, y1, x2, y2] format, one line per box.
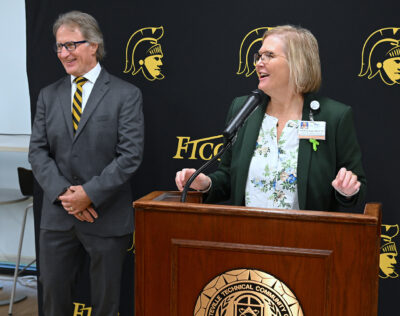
[176, 25, 366, 211]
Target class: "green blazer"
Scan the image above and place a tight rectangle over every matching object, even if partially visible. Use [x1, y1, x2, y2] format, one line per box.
[205, 94, 366, 212]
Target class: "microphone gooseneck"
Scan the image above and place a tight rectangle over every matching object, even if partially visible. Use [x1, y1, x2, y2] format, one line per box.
[180, 141, 232, 203]
[180, 89, 267, 203]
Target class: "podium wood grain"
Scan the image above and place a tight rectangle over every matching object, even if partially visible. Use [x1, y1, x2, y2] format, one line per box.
[134, 191, 381, 316]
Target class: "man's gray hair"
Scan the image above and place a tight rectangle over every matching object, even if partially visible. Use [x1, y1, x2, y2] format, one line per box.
[53, 11, 105, 61]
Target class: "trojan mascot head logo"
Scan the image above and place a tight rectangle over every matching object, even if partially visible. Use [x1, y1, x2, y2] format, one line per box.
[359, 27, 400, 85]
[237, 27, 272, 77]
[380, 224, 399, 279]
[124, 26, 164, 81]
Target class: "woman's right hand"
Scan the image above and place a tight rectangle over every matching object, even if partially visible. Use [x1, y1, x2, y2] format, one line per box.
[175, 168, 211, 192]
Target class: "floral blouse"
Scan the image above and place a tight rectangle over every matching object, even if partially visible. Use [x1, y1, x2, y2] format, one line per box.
[245, 114, 299, 209]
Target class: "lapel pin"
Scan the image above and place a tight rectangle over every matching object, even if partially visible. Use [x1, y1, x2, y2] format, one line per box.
[310, 100, 320, 110]
[309, 139, 320, 151]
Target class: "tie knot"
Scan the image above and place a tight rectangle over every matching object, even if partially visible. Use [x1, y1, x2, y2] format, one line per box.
[74, 76, 88, 86]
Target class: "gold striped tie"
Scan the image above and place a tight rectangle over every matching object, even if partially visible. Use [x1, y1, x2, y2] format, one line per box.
[72, 77, 88, 133]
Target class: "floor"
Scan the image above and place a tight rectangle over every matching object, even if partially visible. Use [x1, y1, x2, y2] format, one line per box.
[0, 274, 38, 316]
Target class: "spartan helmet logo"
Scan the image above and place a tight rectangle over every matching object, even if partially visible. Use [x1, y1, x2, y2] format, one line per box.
[234, 294, 264, 316]
[359, 27, 400, 85]
[237, 27, 272, 77]
[124, 26, 165, 81]
[380, 224, 399, 279]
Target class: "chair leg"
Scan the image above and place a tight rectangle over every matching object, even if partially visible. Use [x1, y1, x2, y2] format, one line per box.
[8, 203, 33, 316]
[16, 259, 36, 275]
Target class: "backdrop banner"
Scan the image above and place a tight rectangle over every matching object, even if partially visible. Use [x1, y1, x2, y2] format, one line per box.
[25, 0, 400, 315]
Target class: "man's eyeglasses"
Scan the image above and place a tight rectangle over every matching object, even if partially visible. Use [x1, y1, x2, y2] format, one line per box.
[54, 40, 88, 53]
[253, 52, 285, 65]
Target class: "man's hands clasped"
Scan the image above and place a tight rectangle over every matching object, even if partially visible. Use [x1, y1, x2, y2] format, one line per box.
[58, 185, 98, 223]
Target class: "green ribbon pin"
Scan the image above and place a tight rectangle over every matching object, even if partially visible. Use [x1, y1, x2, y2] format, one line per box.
[309, 139, 320, 151]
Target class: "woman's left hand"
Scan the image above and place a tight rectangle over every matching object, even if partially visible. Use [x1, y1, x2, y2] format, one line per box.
[331, 167, 361, 197]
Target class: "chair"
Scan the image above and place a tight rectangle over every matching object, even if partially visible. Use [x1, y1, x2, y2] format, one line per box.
[8, 167, 35, 315]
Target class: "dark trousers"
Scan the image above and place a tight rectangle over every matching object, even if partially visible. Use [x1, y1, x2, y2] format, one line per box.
[39, 228, 130, 316]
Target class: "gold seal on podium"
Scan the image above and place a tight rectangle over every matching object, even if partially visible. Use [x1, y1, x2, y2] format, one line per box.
[194, 269, 303, 316]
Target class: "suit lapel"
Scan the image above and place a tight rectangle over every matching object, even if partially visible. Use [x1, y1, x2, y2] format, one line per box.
[57, 77, 74, 140]
[297, 94, 314, 210]
[235, 99, 268, 204]
[74, 69, 110, 141]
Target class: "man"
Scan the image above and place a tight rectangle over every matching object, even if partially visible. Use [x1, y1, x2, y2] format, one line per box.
[29, 11, 144, 316]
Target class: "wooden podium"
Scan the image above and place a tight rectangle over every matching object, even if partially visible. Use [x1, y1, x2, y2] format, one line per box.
[133, 191, 381, 316]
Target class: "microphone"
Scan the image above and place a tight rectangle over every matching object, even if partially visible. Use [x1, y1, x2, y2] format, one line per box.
[222, 89, 267, 142]
[180, 89, 267, 202]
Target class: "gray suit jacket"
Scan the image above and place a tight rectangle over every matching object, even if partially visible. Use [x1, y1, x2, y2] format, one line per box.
[29, 68, 144, 237]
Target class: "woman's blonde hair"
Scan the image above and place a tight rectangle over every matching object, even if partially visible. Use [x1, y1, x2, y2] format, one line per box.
[263, 25, 321, 93]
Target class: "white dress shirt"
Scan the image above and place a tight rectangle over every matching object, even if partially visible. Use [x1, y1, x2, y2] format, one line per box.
[70, 62, 101, 112]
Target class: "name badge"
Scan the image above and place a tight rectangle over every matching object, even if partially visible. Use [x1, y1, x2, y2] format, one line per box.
[298, 121, 326, 140]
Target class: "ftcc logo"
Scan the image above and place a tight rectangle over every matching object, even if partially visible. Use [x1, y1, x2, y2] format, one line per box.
[124, 26, 165, 81]
[359, 27, 400, 85]
[380, 224, 399, 279]
[237, 27, 272, 78]
[173, 135, 223, 161]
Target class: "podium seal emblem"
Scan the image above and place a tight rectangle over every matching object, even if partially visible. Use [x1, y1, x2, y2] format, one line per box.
[194, 269, 303, 316]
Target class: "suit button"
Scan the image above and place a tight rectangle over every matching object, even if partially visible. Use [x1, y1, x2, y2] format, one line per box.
[73, 176, 79, 181]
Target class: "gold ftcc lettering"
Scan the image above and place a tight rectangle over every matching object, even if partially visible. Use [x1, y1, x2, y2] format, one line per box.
[359, 27, 400, 85]
[73, 303, 92, 316]
[124, 26, 165, 81]
[380, 224, 399, 279]
[237, 27, 272, 78]
[173, 135, 224, 161]
[73, 303, 120, 316]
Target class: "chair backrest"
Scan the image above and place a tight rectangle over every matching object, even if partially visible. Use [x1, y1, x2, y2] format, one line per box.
[17, 167, 34, 196]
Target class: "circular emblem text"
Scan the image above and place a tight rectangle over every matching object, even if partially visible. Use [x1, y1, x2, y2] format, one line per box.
[194, 269, 303, 316]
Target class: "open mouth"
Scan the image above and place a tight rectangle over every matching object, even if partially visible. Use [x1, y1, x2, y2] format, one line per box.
[65, 59, 76, 65]
[259, 72, 270, 78]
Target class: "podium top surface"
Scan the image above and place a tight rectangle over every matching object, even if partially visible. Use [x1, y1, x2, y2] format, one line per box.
[134, 191, 381, 226]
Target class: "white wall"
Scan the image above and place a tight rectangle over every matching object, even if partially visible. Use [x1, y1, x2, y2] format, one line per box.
[0, 0, 31, 134]
[0, 1, 35, 265]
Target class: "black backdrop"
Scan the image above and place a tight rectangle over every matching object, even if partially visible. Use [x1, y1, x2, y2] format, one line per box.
[25, 0, 400, 315]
